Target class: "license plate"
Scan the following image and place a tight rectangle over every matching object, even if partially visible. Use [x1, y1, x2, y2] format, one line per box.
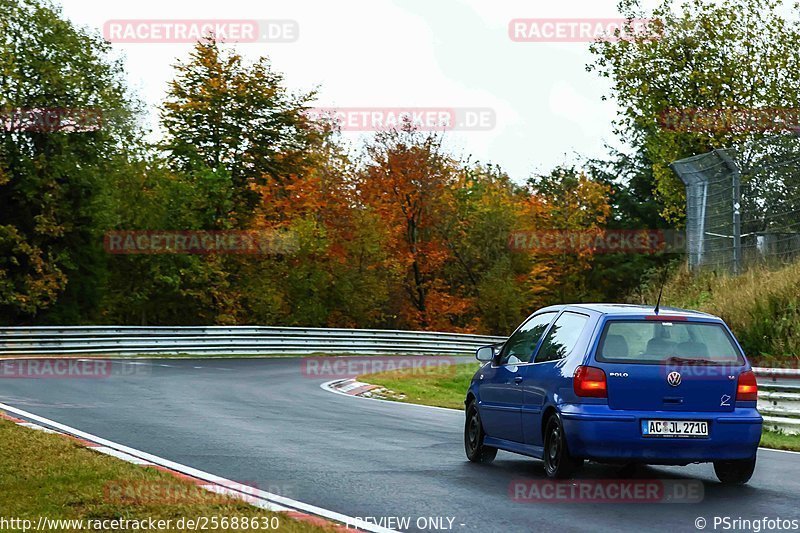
[641, 419, 709, 438]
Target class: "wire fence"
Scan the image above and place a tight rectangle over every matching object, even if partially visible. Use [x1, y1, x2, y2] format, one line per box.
[671, 133, 800, 272]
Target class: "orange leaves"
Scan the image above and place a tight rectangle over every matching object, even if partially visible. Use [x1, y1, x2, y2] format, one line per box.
[143, 40, 624, 332]
[355, 128, 461, 329]
[422, 289, 475, 332]
[257, 174, 328, 219]
[513, 168, 616, 308]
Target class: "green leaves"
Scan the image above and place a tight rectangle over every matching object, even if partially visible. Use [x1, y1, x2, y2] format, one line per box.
[160, 39, 323, 227]
[0, 0, 137, 322]
[589, 0, 800, 221]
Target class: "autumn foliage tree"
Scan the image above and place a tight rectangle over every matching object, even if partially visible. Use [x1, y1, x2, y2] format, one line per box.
[244, 139, 395, 328]
[356, 126, 465, 329]
[522, 168, 613, 304]
[438, 164, 527, 333]
[0, 5, 658, 332]
[160, 38, 325, 227]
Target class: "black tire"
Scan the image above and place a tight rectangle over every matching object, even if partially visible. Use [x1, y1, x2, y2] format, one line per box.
[714, 456, 756, 484]
[464, 403, 497, 463]
[617, 462, 641, 478]
[543, 413, 583, 479]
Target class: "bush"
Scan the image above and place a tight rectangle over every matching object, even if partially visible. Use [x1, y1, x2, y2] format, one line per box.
[634, 262, 800, 364]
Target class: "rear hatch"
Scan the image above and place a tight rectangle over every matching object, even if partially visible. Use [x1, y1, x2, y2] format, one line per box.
[593, 318, 744, 412]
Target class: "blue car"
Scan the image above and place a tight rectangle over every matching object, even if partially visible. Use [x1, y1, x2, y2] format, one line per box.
[464, 304, 763, 483]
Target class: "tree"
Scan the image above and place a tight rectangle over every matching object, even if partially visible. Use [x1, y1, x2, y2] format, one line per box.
[589, 0, 800, 221]
[357, 125, 467, 330]
[437, 164, 526, 333]
[0, 0, 138, 323]
[245, 138, 395, 328]
[160, 39, 326, 227]
[579, 154, 674, 301]
[98, 157, 238, 325]
[521, 168, 613, 304]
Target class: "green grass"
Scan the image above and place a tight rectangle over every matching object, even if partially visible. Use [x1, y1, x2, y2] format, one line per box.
[361, 366, 800, 452]
[0, 418, 331, 532]
[635, 262, 800, 365]
[760, 429, 800, 452]
[359, 362, 479, 410]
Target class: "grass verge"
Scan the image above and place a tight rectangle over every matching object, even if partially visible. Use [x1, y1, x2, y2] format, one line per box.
[359, 365, 800, 452]
[359, 362, 479, 410]
[636, 262, 800, 364]
[0, 417, 331, 532]
[759, 428, 800, 452]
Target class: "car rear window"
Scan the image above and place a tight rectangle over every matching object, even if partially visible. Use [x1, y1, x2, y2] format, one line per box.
[596, 320, 744, 364]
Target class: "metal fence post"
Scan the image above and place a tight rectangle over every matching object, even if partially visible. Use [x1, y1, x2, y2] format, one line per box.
[715, 149, 742, 273]
[673, 134, 800, 271]
[670, 159, 709, 270]
[732, 171, 742, 273]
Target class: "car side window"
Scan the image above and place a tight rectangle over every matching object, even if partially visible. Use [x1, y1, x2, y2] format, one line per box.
[534, 312, 589, 363]
[497, 312, 557, 365]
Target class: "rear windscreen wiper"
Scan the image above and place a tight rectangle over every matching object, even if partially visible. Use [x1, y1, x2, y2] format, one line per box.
[665, 356, 719, 366]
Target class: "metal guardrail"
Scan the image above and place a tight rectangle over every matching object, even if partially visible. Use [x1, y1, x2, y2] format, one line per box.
[0, 326, 507, 356]
[755, 369, 800, 435]
[0, 327, 797, 434]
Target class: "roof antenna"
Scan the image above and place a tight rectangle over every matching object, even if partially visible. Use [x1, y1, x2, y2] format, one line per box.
[653, 265, 670, 315]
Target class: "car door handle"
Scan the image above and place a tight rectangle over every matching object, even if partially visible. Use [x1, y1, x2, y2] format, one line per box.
[514, 376, 524, 384]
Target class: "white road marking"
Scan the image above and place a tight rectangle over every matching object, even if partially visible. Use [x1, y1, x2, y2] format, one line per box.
[759, 446, 800, 455]
[320, 379, 462, 413]
[201, 484, 290, 510]
[18, 422, 59, 433]
[92, 446, 154, 465]
[0, 402, 398, 533]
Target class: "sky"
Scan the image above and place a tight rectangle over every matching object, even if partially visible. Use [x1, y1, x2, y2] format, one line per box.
[55, 0, 665, 183]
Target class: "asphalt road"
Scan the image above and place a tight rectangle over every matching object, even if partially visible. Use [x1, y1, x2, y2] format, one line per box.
[1, 357, 799, 532]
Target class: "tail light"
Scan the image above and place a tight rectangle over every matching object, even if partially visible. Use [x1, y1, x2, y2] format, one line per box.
[574, 366, 607, 398]
[736, 370, 758, 402]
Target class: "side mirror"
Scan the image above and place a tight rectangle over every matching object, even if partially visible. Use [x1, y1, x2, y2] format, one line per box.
[476, 345, 495, 362]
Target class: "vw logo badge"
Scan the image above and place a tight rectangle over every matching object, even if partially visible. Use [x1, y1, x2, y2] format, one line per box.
[667, 371, 682, 387]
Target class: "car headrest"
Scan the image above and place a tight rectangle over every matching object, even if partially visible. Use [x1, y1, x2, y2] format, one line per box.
[603, 334, 629, 357]
[677, 341, 709, 358]
[646, 337, 674, 356]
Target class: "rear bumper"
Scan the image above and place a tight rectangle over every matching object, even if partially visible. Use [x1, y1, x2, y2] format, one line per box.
[560, 404, 762, 464]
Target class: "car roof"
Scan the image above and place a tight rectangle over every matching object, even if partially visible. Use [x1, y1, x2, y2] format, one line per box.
[556, 303, 719, 320]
